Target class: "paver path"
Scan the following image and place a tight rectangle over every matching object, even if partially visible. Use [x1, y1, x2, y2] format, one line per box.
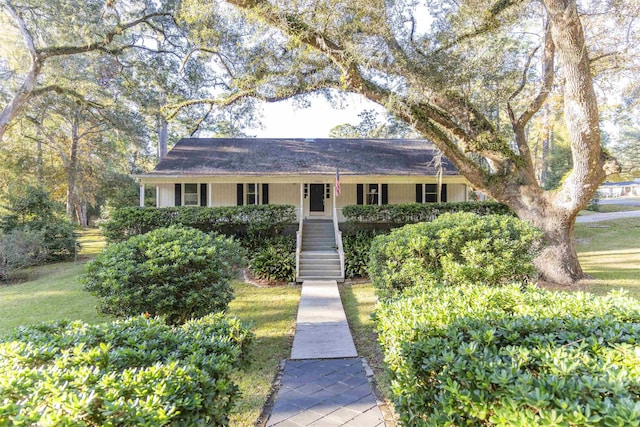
[266, 280, 387, 426]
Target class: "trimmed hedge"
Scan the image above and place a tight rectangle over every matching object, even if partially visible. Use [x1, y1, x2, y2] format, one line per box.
[102, 205, 296, 243]
[342, 201, 511, 224]
[0, 314, 251, 426]
[83, 226, 245, 324]
[376, 284, 640, 426]
[368, 212, 542, 299]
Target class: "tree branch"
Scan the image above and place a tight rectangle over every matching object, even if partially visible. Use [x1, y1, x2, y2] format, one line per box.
[31, 85, 104, 109]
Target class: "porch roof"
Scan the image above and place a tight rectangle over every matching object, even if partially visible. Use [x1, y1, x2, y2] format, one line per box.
[145, 138, 459, 177]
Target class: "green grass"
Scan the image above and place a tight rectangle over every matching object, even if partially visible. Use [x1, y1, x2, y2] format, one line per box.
[584, 204, 640, 213]
[575, 217, 640, 298]
[76, 227, 106, 257]
[0, 262, 113, 335]
[340, 282, 397, 423]
[0, 228, 113, 335]
[228, 283, 300, 426]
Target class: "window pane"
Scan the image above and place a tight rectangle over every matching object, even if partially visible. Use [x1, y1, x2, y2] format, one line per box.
[248, 194, 256, 205]
[184, 184, 198, 206]
[425, 184, 437, 203]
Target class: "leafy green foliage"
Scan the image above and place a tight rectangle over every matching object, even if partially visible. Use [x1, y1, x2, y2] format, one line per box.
[101, 205, 296, 243]
[1, 185, 77, 262]
[343, 230, 385, 279]
[249, 236, 296, 282]
[83, 226, 246, 324]
[376, 284, 640, 426]
[342, 201, 511, 224]
[368, 213, 543, 300]
[0, 314, 251, 426]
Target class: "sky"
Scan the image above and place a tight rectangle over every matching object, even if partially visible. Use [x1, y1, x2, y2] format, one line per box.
[250, 92, 385, 138]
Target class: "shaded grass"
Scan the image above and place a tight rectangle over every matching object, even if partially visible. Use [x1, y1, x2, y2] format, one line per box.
[228, 283, 300, 426]
[340, 282, 397, 425]
[575, 217, 640, 299]
[77, 227, 106, 257]
[0, 262, 113, 335]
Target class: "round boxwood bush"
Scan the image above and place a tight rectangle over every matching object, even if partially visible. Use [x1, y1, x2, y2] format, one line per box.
[368, 212, 543, 300]
[83, 226, 246, 324]
[0, 314, 251, 425]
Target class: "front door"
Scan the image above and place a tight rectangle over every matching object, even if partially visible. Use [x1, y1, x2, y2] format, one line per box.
[309, 184, 325, 212]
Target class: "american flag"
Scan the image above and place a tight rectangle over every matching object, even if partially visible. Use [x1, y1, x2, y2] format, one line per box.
[335, 168, 341, 197]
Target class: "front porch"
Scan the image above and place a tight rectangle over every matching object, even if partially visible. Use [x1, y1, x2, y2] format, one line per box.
[139, 178, 469, 223]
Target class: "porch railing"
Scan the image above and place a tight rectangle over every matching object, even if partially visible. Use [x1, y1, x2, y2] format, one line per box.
[295, 207, 303, 281]
[332, 203, 345, 281]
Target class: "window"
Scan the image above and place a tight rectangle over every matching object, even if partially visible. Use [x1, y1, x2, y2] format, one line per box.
[425, 184, 437, 203]
[247, 183, 258, 205]
[367, 184, 379, 205]
[184, 183, 199, 206]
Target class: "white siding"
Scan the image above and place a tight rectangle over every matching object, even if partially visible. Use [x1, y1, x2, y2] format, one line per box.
[212, 184, 237, 206]
[447, 184, 467, 202]
[269, 183, 299, 205]
[157, 184, 174, 207]
[389, 184, 417, 204]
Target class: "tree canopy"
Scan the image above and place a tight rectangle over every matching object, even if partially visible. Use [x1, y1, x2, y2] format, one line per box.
[175, 0, 636, 284]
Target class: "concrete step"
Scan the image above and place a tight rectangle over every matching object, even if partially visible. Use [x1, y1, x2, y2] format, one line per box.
[300, 251, 339, 259]
[298, 275, 344, 281]
[303, 232, 335, 237]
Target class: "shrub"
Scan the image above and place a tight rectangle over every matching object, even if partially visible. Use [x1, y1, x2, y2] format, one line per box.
[1, 185, 77, 262]
[249, 236, 296, 282]
[83, 226, 246, 324]
[102, 205, 296, 243]
[376, 284, 640, 426]
[0, 314, 251, 426]
[368, 212, 543, 300]
[343, 230, 384, 279]
[0, 229, 48, 280]
[342, 201, 511, 224]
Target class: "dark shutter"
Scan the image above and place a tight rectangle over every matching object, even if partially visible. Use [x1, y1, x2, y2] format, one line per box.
[382, 184, 388, 205]
[357, 184, 364, 205]
[200, 184, 207, 206]
[236, 184, 244, 206]
[415, 184, 422, 203]
[262, 183, 269, 204]
[175, 184, 182, 206]
[441, 184, 447, 202]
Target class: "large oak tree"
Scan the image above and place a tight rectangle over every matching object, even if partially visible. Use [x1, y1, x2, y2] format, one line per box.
[178, 0, 628, 284]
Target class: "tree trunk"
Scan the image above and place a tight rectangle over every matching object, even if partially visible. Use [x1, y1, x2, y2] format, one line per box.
[0, 1, 41, 143]
[510, 194, 582, 284]
[66, 111, 80, 221]
[157, 116, 168, 159]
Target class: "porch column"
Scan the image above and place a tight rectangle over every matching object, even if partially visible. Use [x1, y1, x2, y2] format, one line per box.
[155, 185, 159, 207]
[139, 184, 145, 207]
[208, 184, 213, 207]
[299, 183, 304, 221]
[378, 183, 382, 206]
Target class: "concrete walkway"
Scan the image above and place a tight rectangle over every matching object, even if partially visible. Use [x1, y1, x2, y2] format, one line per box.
[291, 280, 357, 360]
[266, 280, 386, 426]
[576, 210, 640, 223]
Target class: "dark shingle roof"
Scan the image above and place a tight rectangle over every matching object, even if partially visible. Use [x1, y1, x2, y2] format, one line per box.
[151, 138, 459, 176]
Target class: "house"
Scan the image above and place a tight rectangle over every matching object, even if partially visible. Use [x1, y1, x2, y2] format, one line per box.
[596, 179, 640, 198]
[134, 138, 469, 281]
